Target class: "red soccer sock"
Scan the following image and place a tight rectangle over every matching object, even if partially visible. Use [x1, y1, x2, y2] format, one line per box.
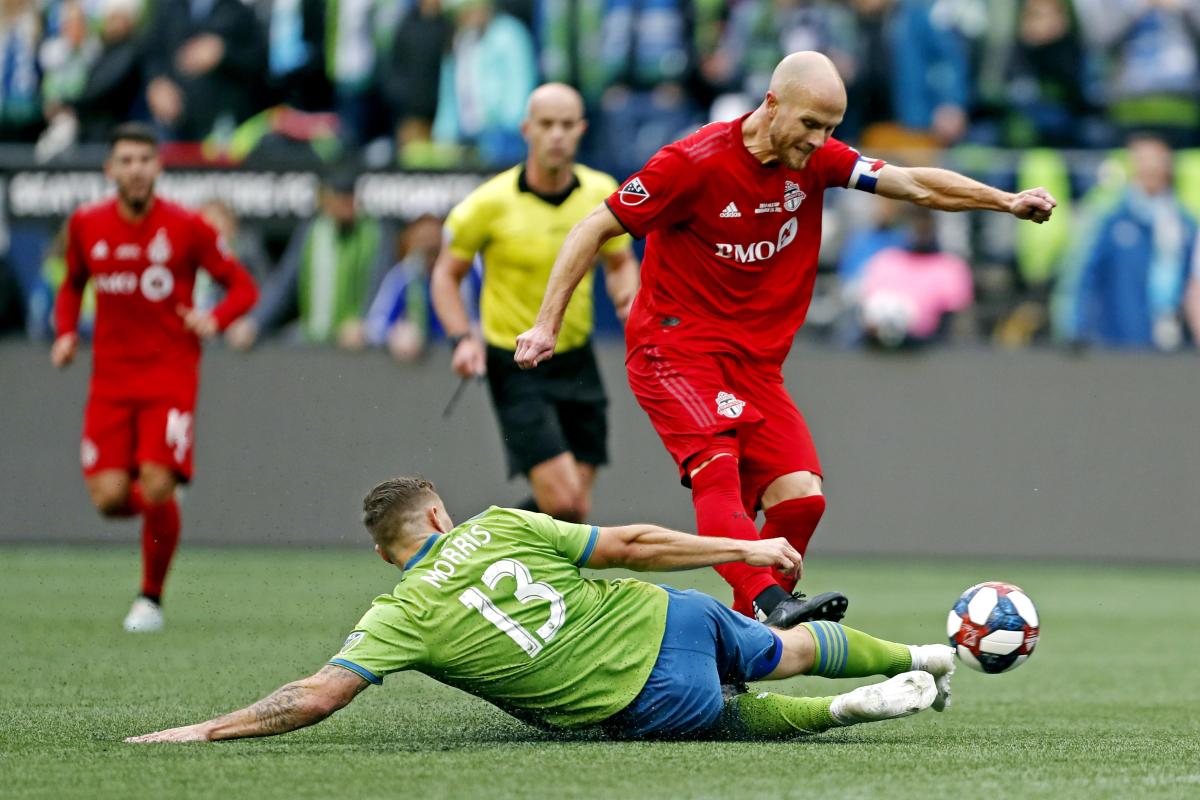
[760, 495, 826, 593]
[132, 484, 181, 601]
[691, 456, 778, 617]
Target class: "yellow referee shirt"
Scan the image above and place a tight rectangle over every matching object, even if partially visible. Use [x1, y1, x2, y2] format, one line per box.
[444, 164, 632, 352]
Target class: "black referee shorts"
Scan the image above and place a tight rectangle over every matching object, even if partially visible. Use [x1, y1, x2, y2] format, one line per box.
[485, 342, 609, 478]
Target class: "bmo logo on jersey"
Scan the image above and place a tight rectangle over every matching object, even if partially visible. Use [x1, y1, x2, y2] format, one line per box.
[714, 218, 798, 264]
[93, 271, 140, 295]
[92, 266, 174, 301]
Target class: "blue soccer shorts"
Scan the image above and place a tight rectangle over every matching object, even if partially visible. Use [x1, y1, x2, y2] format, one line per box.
[601, 587, 783, 739]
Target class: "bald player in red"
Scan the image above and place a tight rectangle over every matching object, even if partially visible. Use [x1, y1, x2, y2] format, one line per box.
[515, 52, 1055, 628]
[51, 122, 258, 633]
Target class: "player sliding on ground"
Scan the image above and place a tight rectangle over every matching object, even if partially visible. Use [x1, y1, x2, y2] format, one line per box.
[515, 51, 1057, 628]
[127, 477, 955, 744]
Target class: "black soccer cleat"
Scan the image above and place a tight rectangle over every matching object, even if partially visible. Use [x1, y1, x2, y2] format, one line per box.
[761, 591, 849, 629]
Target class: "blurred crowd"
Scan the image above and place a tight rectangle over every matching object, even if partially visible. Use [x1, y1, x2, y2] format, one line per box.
[3, 0, 1200, 169]
[3, 0, 1200, 353]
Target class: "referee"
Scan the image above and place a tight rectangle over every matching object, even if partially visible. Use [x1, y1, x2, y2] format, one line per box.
[431, 83, 638, 522]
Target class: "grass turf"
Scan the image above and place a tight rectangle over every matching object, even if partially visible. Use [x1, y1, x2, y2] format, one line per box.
[2, 545, 1198, 799]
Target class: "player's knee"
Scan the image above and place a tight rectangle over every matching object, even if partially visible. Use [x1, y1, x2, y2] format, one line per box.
[540, 495, 586, 523]
[569, 492, 592, 523]
[536, 482, 588, 522]
[762, 471, 822, 507]
[687, 437, 739, 480]
[90, 484, 130, 517]
[137, 468, 177, 505]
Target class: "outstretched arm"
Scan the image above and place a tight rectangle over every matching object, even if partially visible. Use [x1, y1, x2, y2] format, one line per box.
[125, 664, 368, 743]
[874, 165, 1056, 223]
[586, 524, 802, 579]
[514, 203, 626, 368]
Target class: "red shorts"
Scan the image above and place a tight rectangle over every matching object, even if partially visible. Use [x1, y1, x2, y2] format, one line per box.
[80, 392, 197, 482]
[626, 344, 821, 511]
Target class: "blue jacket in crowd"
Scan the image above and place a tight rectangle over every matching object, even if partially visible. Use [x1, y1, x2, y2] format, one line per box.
[886, 0, 970, 131]
[1062, 190, 1197, 349]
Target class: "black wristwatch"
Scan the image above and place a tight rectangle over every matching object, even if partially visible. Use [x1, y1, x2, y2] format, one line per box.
[448, 333, 472, 350]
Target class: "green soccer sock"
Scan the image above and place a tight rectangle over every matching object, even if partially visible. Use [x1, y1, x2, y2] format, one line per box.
[802, 621, 912, 678]
[715, 691, 840, 739]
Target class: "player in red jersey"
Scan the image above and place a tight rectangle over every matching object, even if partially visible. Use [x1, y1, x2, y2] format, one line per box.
[515, 52, 1056, 628]
[51, 123, 258, 632]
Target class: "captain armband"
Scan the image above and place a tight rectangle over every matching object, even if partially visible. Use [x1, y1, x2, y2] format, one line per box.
[847, 156, 887, 193]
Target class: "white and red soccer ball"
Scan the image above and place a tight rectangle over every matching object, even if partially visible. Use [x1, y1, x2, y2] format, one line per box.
[946, 582, 1039, 673]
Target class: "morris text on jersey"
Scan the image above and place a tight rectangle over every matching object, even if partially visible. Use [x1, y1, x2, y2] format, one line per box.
[419, 524, 495, 588]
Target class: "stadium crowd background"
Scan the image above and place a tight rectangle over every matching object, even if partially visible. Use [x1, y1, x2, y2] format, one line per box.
[2, 0, 1200, 352]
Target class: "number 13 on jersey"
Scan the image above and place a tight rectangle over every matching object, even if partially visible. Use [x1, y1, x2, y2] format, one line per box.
[459, 558, 566, 657]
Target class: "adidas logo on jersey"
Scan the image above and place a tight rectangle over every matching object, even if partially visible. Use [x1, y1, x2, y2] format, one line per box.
[90, 240, 109, 260]
[720, 202, 742, 218]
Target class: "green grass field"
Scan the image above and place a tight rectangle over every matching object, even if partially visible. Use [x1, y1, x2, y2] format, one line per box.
[2, 545, 1198, 800]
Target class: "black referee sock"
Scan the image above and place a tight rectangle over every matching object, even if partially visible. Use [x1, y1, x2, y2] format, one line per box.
[753, 585, 791, 617]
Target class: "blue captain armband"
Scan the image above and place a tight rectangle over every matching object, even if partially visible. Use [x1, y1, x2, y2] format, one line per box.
[847, 155, 887, 193]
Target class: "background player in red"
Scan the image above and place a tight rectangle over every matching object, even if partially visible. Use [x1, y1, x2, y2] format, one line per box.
[515, 52, 1056, 628]
[50, 123, 258, 633]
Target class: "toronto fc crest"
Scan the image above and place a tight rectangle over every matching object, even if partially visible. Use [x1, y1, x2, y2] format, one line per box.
[147, 228, 172, 264]
[715, 391, 746, 419]
[783, 180, 806, 212]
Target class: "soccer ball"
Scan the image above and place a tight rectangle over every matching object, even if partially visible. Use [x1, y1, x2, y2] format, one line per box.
[946, 582, 1039, 673]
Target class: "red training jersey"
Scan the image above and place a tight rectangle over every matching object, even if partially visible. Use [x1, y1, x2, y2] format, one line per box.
[607, 115, 878, 366]
[55, 196, 258, 400]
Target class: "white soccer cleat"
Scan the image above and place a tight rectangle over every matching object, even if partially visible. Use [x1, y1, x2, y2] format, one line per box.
[829, 671, 936, 726]
[122, 597, 164, 633]
[908, 643, 956, 712]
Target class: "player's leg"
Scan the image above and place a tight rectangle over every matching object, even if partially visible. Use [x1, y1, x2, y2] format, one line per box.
[717, 673, 937, 737]
[134, 461, 181, 600]
[705, 600, 952, 739]
[528, 453, 587, 522]
[599, 587, 740, 740]
[485, 345, 583, 520]
[739, 377, 828, 571]
[737, 375, 847, 625]
[527, 448, 597, 522]
[688, 450, 779, 617]
[81, 396, 137, 516]
[759, 472, 826, 595]
[542, 342, 608, 522]
[85, 470, 134, 516]
[626, 345, 784, 618]
[125, 399, 192, 632]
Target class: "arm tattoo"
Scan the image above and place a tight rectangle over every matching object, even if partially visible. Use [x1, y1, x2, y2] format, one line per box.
[247, 684, 309, 733]
[208, 666, 366, 739]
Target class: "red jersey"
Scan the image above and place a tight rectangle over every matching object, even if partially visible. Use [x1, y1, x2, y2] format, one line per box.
[55, 196, 258, 400]
[607, 116, 877, 365]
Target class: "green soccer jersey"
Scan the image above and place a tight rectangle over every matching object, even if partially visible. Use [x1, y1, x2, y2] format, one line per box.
[329, 507, 669, 729]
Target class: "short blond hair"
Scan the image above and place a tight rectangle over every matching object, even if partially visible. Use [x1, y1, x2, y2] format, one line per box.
[362, 477, 438, 548]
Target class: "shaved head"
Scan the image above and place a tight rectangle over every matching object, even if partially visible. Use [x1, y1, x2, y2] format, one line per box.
[522, 82, 587, 175]
[753, 51, 848, 170]
[768, 51, 847, 109]
[525, 82, 584, 123]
